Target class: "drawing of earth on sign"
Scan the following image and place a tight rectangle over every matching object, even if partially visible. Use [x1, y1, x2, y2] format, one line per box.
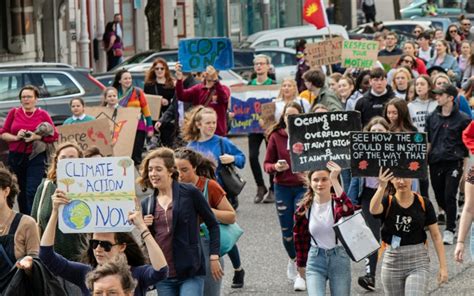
[62, 200, 92, 230]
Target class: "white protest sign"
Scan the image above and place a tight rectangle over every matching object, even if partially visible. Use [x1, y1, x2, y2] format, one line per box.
[57, 157, 136, 233]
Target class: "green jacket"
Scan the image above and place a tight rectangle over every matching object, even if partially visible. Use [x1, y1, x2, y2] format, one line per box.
[31, 178, 88, 261]
[311, 86, 343, 112]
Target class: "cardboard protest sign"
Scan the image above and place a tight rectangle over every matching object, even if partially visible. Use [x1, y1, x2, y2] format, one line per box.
[288, 111, 362, 172]
[304, 37, 343, 67]
[178, 37, 234, 72]
[145, 94, 162, 121]
[350, 132, 428, 178]
[56, 119, 114, 156]
[228, 85, 279, 135]
[260, 102, 276, 130]
[341, 40, 379, 68]
[85, 107, 140, 157]
[57, 157, 136, 233]
[379, 55, 401, 72]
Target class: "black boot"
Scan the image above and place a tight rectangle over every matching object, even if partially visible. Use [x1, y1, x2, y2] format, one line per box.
[254, 186, 267, 203]
[231, 269, 245, 288]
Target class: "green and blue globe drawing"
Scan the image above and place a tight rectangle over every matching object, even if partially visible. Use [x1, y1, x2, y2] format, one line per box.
[62, 200, 92, 230]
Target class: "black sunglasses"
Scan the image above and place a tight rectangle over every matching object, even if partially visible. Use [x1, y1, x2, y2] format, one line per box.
[90, 239, 120, 252]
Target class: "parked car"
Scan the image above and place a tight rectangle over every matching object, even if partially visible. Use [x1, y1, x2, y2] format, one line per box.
[400, 0, 465, 19]
[240, 24, 349, 49]
[410, 16, 452, 32]
[0, 63, 105, 125]
[94, 62, 248, 88]
[350, 20, 433, 36]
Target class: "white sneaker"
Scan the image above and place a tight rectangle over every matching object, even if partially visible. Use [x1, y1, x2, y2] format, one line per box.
[294, 274, 307, 292]
[443, 230, 454, 245]
[287, 259, 298, 280]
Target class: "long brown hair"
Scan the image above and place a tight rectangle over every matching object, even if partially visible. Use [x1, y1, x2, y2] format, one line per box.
[144, 58, 174, 89]
[47, 142, 84, 182]
[182, 106, 217, 142]
[174, 147, 217, 180]
[383, 98, 416, 132]
[0, 167, 19, 209]
[267, 101, 303, 137]
[296, 169, 330, 215]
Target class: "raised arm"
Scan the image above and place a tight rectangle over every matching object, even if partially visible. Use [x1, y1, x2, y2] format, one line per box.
[369, 168, 393, 215]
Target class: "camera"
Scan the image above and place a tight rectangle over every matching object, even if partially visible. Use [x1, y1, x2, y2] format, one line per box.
[23, 132, 32, 138]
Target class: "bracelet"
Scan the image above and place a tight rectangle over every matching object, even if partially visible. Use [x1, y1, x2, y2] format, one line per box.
[140, 230, 150, 239]
[210, 258, 220, 261]
[142, 232, 152, 240]
[457, 241, 465, 244]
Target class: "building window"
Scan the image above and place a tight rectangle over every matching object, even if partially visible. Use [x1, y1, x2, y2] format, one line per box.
[0, 2, 7, 52]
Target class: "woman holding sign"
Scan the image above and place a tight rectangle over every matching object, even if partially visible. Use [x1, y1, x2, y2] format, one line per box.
[39, 193, 168, 296]
[112, 69, 154, 165]
[369, 168, 448, 295]
[139, 147, 222, 296]
[294, 161, 354, 296]
[264, 101, 308, 291]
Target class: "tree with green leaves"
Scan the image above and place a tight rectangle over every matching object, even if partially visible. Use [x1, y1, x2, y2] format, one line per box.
[118, 158, 134, 176]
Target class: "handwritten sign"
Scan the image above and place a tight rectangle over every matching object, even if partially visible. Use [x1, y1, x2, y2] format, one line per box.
[341, 40, 379, 68]
[57, 157, 136, 233]
[85, 107, 140, 157]
[145, 94, 162, 121]
[56, 119, 113, 156]
[379, 55, 401, 72]
[304, 37, 343, 67]
[288, 111, 362, 172]
[350, 132, 428, 178]
[178, 37, 234, 72]
[260, 102, 276, 131]
[228, 85, 279, 135]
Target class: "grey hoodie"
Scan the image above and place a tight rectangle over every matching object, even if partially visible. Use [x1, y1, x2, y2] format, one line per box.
[408, 97, 438, 132]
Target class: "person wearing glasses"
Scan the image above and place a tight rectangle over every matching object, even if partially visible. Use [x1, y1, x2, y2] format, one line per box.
[460, 16, 474, 42]
[39, 193, 168, 296]
[412, 25, 424, 39]
[378, 32, 403, 57]
[403, 40, 428, 75]
[445, 24, 464, 57]
[144, 58, 176, 148]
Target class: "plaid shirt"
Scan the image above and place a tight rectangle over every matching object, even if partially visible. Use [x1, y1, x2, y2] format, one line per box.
[293, 192, 354, 268]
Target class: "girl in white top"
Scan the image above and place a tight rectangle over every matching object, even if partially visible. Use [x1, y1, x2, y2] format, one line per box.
[273, 78, 310, 121]
[408, 75, 437, 132]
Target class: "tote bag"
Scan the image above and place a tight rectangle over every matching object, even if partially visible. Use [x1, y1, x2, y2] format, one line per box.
[333, 210, 380, 262]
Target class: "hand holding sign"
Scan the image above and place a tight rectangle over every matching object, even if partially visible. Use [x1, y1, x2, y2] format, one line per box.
[52, 189, 70, 212]
[128, 197, 147, 232]
[175, 63, 184, 80]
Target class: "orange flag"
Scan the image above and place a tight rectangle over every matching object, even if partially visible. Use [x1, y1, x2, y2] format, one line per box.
[303, 0, 329, 29]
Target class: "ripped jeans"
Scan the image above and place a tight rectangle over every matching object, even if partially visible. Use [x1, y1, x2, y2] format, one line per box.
[273, 183, 306, 259]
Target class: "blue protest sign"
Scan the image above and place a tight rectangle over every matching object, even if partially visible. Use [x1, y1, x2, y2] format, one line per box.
[228, 85, 280, 135]
[178, 37, 234, 72]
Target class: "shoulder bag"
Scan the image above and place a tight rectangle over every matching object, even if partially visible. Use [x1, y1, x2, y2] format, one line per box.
[35, 179, 51, 235]
[200, 178, 244, 256]
[217, 137, 246, 197]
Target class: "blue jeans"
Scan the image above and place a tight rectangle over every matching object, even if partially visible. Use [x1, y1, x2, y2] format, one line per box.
[306, 245, 351, 296]
[201, 236, 223, 296]
[8, 151, 46, 215]
[155, 277, 204, 296]
[341, 168, 352, 194]
[273, 184, 306, 259]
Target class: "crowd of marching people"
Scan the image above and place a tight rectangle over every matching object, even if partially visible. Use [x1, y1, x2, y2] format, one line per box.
[4, 15, 474, 296]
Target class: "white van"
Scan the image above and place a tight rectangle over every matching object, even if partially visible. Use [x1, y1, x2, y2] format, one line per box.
[240, 25, 349, 49]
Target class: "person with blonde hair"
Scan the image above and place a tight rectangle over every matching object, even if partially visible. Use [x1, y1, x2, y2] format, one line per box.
[391, 67, 413, 100]
[273, 77, 310, 123]
[101, 87, 119, 108]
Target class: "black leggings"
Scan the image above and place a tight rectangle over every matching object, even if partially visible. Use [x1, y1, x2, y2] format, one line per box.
[132, 130, 146, 165]
[248, 133, 273, 189]
[361, 187, 380, 277]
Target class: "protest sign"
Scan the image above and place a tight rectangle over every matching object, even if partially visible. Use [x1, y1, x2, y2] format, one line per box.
[350, 132, 428, 178]
[260, 102, 276, 130]
[341, 40, 379, 68]
[304, 37, 343, 67]
[57, 157, 136, 233]
[288, 111, 362, 172]
[178, 37, 234, 72]
[379, 55, 401, 72]
[85, 107, 140, 157]
[145, 94, 162, 121]
[228, 85, 279, 135]
[57, 119, 113, 156]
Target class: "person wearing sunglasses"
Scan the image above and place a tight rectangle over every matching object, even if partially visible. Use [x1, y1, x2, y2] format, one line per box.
[39, 192, 168, 296]
[460, 17, 474, 42]
[144, 58, 176, 148]
[445, 24, 464, 57]
[412, 25, 424, 39]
